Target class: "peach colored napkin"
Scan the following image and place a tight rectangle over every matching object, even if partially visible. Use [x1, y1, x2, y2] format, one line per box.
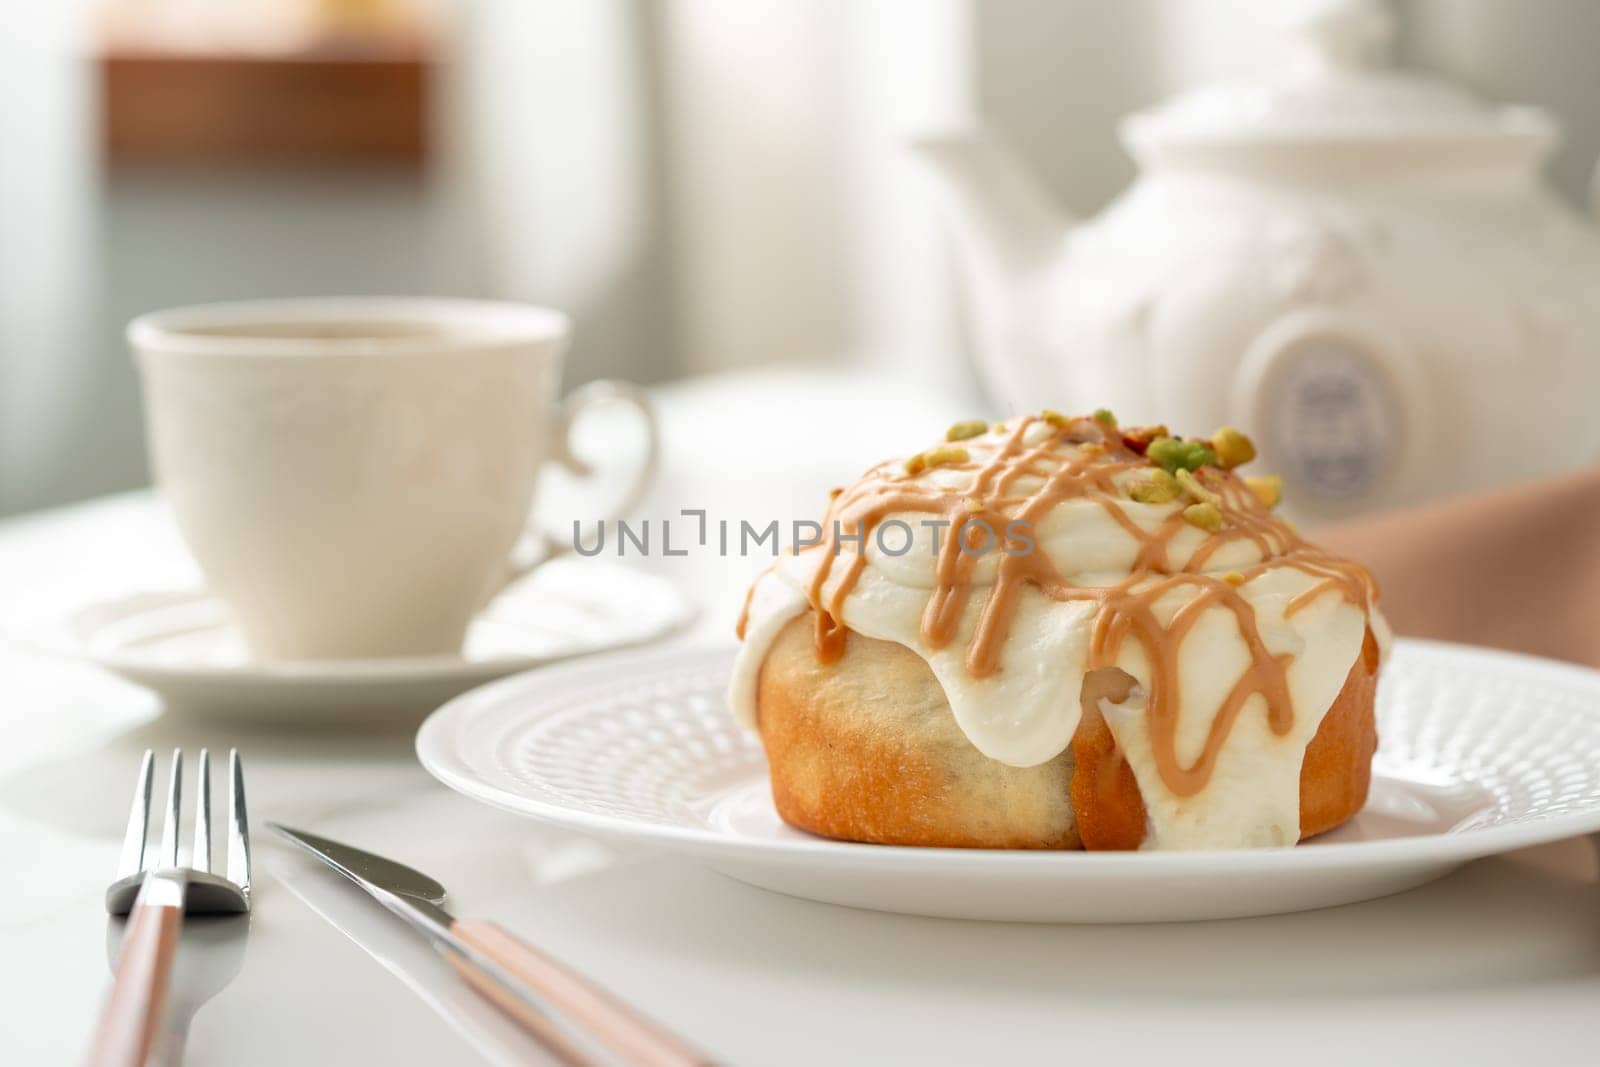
[1317, 466, 1600, 669]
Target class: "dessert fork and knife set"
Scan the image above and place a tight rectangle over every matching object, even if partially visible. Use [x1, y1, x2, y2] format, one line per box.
[89, 749, 708, 1067]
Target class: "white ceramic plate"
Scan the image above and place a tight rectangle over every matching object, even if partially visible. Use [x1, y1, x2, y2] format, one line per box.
[31, 560, 694, 721]
[417, 639, 1600, 923]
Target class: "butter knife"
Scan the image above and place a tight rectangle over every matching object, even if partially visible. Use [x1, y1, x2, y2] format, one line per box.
[269, 823, 711, 1067]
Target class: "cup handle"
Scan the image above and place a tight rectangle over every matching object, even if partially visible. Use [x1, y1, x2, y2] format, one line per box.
[503, 380, 659, 586]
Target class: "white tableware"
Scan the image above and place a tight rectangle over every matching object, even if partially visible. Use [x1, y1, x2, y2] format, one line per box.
[130, 297, 658, 661]
[914, 0, 1600, 519]
[417, 639, 1600, 923]
[39, 560, 693, 721]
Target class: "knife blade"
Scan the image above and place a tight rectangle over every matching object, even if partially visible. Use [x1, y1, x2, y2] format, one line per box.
[269, 822, 712, 1067]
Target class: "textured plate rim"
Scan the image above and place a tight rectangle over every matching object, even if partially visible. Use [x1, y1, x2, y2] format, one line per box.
[415, 638, 1600, 874]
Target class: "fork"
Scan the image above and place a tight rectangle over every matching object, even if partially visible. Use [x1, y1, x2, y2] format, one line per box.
[88, 749, 251, 1067]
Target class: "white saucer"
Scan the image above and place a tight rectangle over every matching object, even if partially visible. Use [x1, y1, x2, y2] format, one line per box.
[36, 560, 695, 721]
[417, 640, 1600, 923]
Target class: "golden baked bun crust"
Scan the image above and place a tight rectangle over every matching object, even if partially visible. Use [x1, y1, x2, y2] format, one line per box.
[757, 615, 1080, 849]
[1296, 627, 1381, 839]
[758, 611, 1379, 850]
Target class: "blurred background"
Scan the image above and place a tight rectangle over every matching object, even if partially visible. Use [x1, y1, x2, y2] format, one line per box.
[3, 0, 1600, 517]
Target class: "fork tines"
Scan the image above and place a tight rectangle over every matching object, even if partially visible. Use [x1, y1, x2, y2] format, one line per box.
[108, 748, 251, 914]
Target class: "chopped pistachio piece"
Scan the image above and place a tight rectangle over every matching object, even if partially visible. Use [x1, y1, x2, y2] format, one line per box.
[1092, 407, 1117, 430]
[1146, 436, 1217, 473]
[1039, 409, 1071, 428]
[946, 419, 988, 442]
[1079, 441, 1105, 456]
[963, 497, 983, 513]
[1128, 469, 1181, 504]
[1210, 426, 1257, 469]
[1222, 570, 1246, 585]
[1244, 474, 1284, 508]
[1183, 501, 1223, 533]
[1174, 467, 1221, 505]
[922, 444, 970, 468]
[1145, 436, 1182, 468]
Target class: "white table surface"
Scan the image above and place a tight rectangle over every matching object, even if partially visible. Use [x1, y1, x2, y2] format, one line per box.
[3, 369, 1599, 1066]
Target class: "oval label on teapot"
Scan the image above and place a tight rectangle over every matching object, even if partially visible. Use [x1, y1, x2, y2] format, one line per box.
[1262, 333, 1399, 502]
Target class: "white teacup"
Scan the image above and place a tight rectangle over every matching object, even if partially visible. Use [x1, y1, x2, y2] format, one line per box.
[130, 298, 657, 661]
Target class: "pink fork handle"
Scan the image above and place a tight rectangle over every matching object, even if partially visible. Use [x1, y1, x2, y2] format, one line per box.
[448, 918, 713, 1067]
[87, 902, 182, 1067]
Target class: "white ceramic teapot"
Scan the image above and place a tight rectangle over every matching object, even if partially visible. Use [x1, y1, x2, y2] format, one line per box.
[914, 0, 1600, 519]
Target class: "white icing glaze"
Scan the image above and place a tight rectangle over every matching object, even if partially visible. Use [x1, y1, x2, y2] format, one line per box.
[728, 571, 807, 731]
[1101, 568, 1368, 849]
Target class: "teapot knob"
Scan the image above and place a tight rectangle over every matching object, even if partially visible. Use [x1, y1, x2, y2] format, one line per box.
[1291, 0, 1395, 73]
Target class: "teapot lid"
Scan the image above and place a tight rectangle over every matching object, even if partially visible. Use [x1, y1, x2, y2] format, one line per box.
[1120, 0, 1557, 169]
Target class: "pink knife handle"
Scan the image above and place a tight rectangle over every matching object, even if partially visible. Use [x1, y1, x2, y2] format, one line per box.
[87, 900, 183, 1067]
[448, 918, 712, 1067]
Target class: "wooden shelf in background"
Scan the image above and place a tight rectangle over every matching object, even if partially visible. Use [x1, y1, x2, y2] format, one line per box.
[100, 38, 433, 168]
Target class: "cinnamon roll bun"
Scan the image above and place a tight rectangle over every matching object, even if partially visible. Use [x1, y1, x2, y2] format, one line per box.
[730, 411, 1389, 851]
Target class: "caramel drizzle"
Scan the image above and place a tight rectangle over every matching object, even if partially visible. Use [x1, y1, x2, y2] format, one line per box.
[781, 415, 1377, 799]
[734, 562, 772, 642]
